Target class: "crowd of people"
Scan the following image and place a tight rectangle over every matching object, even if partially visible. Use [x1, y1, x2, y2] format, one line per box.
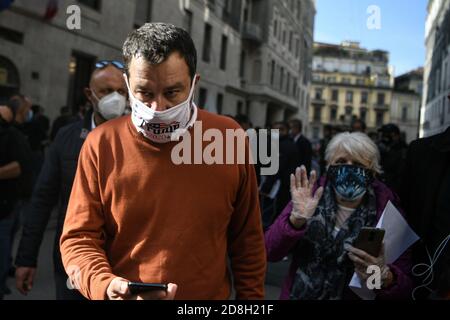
[0, 22, 448, 300]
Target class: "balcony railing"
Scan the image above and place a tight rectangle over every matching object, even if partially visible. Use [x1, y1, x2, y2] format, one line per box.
[242, 22, 263, 44]
[374, 104, 389, 110]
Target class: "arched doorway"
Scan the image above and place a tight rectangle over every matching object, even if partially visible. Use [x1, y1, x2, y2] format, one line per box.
[0, 55, 20, 101]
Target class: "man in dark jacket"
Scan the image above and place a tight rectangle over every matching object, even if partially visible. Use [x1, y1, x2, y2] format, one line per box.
[288, 119, 312, 174]
[400, 116, 450, 299]
[379, 123, 408, 195]
[260, 121, 299, 229]
[14, 61, 128, 300]
[0, 104, 33, 300]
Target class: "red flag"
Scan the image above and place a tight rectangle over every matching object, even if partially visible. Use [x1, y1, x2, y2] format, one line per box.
[43, 0, 58, 21]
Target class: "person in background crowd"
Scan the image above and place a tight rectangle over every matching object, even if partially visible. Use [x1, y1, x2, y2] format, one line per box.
[378, 123, 408, 195]
[261, 121, 299, 229]
[351, 119, 367, 133]
[234, 114, 262, 186]
[50, 106, 77, 141]
[31, 105, 50, 146]
[0, 103, 32, 300]
[400, 93, 450, 300]
[319, 124, 333, 177]
[289, 119, 312, 174]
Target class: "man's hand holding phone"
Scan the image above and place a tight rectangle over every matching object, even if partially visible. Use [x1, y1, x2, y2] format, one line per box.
[106, 277, 177, 300]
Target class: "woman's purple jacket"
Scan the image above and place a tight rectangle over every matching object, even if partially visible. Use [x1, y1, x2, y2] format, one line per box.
[264, 177, 413, 300]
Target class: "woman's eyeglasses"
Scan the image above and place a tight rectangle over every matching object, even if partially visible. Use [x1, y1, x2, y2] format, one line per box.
[95, 60, 124, 70]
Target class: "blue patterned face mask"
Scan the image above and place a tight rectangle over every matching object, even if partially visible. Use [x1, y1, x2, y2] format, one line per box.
[327, 164, 372, 202]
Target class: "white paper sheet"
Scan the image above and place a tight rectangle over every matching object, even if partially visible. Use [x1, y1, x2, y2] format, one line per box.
[348, 200, 420, 300]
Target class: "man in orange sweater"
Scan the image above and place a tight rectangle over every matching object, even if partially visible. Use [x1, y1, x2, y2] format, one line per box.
[60, 23, 266, 300]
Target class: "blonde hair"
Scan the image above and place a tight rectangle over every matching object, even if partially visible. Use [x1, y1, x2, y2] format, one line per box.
[325, 132, 382, 174]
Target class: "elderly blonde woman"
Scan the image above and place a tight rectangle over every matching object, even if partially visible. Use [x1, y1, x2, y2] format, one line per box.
[265, 132, 413, 300]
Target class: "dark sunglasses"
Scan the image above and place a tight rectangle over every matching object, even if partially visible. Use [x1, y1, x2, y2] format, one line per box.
[95, 60, 124, 70]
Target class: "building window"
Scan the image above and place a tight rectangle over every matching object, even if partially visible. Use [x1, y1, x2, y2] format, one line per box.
[270, 60, 275, 86]
[280, 67, 285, 91]
[342, 77, 351, 84]
[330, 106, 337, 121]
[78, 0, 101, 10]
[223, 0, 232, 16]
[184, 9, 193, 34]
[220, 35, 228, 70]
[293, 78, 298, 98]
[313, 106, 322, 122]
[252, 60, 261, 82]
[198, 88, 207, 108]
[345, 106, 353, 116]
[327, 77, 336, 83]
[216, 93, 223, 114]
[361, 92, 368, 104]
[0, 56, 20, 93]
[346, 91, 353, 103]
[239, 50, 245, 78]
[356, 78, 365, 85]
[273, 19, 278, 37]
[207, 0, 215, 10]
[376, 111, 384, 126]
[202, 23, 212, 63]
[287, 73, 291, 94]
[360, 108, 367, 122]
[288, 31, 293, 52]
[315, 88, 323, 100]
[313, 127, 320, 139]
[134, 0, 152, 27]
[237, 101, 244, 114]
[0, 26, 24, 45]
[401, 105, 408, 122]
[67, 51, 96, 113]
[331, 89, 339, 101]
[377, 93, 385, 105]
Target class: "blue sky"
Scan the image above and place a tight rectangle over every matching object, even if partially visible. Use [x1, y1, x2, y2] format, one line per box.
[314, 0, 428, 76]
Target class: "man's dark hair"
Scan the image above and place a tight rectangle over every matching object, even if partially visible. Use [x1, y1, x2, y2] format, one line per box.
[289, 119, 303, 132]
[380, 123, 400, 135]
[123, 23, 197, 80]
[234, 114, 250, 126]
[272, 121, 289, 130]
[351, 119, 367, 131]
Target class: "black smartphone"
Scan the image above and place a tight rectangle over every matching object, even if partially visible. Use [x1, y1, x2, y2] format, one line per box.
[128, 282, 168, 295]
[353, 227, 385, 257]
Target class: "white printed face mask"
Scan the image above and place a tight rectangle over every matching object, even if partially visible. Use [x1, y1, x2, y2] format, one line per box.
[124, 74, 198, 143]
[92, 90, 127, 120]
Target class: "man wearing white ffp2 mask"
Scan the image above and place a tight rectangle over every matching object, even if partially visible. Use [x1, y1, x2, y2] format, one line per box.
[85, 61, 128, 127]
[91, 90, 127, 121]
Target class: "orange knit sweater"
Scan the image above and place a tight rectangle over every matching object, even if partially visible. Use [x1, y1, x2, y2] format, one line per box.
[60, 110, 266, 300]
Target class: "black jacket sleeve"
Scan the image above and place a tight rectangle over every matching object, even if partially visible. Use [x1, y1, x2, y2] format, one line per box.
[297, 137, 312, 174]
[15, 132, 63, 267]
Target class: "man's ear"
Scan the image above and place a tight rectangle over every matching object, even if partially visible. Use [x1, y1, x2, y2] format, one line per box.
[194, 74, 200, 86]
